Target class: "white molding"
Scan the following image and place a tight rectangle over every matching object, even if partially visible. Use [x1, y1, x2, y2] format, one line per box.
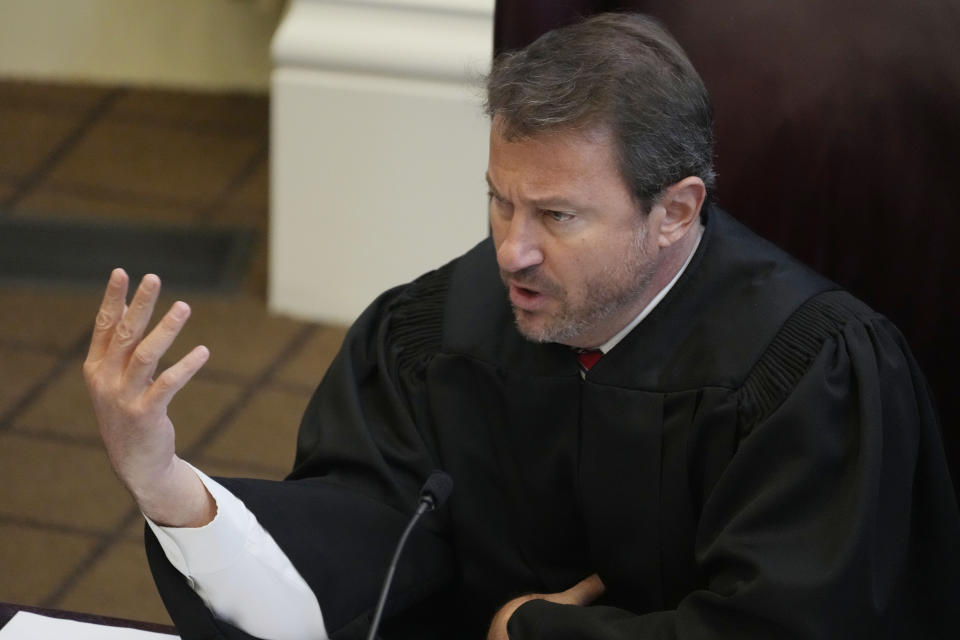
[272, 0, 494, 83]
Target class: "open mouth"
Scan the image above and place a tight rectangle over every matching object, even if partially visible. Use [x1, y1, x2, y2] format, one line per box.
[509, 283, 546, 310]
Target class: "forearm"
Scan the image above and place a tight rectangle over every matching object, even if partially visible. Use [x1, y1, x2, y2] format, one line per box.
[147, 464, 328, 640]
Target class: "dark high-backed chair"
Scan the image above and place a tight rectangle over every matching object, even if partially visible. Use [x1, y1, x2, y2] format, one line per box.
[494, 0, 959, 499]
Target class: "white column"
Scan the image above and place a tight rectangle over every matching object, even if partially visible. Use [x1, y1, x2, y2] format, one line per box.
[270, 0, 494, 324]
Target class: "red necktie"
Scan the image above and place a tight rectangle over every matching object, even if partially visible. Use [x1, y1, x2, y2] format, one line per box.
[576, 349, 603, 372]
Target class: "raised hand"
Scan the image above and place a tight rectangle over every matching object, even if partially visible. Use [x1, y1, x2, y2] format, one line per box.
[83, 269, 215, 527]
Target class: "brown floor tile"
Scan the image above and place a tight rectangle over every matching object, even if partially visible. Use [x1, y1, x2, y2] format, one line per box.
[197, 387, 312, 473]
[57, 539, 173, 626]
[240, 231, 268, 300]
[0, 179, 16, 201]
[201, 158, 267, 234]
[11, 358, 96, 442]
[108, 89, 268, 136]
[14, 360, 244, 452]
[206, 210, 266, 241]
[0, 348, 60, 420]
[206, 204, 267, 232]
[181, 378, 251, 446]
[160, 376, 248, 451]
[201, 136, 267, 228]
[35, 120, 262, 208]
[193, 457, 290, 482]
[16, 162, 266, 229]
[0, 522, 99, 606]
[12, 185, 201, 226]
[0, 107, 86, 181]
[0, 433, 136, 532]
[0, 80, 115, 114]
[157, 293, 309, 379]
[222, 154, 269, 213]
[121, 516, 145, 542]
[274, 324, 348, 388]
[0, 284, 97, 351]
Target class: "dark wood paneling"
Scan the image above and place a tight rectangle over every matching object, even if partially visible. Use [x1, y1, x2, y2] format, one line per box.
[495, 0, 960, 496]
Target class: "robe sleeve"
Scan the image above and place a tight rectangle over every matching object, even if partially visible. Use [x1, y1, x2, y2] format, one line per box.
[508, 292, 960, 639]
[146, 266, 456, 640]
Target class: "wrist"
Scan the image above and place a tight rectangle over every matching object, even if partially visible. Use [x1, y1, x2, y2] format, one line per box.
[135, 457, 216, 528]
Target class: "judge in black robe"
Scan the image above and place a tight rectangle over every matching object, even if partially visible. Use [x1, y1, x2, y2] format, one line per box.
[146, 201, 960, 639]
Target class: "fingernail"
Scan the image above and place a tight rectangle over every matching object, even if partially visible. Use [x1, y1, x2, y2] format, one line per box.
[141, 274, 161, 291]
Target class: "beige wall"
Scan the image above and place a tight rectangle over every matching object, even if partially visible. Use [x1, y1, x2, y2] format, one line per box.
[0, 0, 284, 91]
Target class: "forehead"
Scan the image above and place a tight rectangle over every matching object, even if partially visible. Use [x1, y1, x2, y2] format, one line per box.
[487, 120, 630, 202]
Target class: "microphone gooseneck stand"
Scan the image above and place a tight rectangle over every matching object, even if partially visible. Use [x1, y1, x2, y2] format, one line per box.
[364, 470, 453, 640]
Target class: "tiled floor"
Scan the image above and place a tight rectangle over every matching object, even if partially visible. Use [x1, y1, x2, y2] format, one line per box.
[0, 80, 347, 625]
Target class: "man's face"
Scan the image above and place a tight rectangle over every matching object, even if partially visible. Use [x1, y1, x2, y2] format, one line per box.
[487, 122, 664, 349]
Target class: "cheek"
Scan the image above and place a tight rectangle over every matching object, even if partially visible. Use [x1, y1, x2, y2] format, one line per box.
[575, 236, 640, 281]
[558, 249, 604, 293]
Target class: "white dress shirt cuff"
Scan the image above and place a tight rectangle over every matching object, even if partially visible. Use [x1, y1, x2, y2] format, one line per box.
[144, 462, 328, 640]
[144, 463, 251, 579]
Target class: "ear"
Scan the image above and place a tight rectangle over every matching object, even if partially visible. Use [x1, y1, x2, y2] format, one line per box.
[654, 177, 706, 248]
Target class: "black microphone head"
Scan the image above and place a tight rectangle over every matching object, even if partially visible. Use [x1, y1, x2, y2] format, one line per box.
[419, 470, 453, 510]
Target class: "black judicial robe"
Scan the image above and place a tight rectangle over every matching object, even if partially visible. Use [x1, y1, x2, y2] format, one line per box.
[146, 205, 960, 639]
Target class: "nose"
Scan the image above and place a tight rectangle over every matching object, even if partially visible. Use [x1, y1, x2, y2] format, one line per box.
[495, 215, 544, 274]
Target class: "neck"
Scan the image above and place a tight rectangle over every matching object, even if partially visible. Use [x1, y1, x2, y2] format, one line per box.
[643, 221, 703, 305]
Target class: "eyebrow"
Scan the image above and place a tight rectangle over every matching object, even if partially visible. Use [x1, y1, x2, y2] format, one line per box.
[484, 173, 582, 211]
[484, 173, 498, 194]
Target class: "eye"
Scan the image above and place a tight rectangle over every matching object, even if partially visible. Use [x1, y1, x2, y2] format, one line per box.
[545, 210, 573, 223]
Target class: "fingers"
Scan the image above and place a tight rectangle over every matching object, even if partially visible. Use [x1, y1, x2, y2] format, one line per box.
[145, 344, 210, 409]
[87, 268, 129, 364]
[123, 300, 192, 386]
[85, 270, 208, 410]
[102, 273, 162, 371]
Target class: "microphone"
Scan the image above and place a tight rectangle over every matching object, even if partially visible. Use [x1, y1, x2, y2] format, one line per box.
[365, 471, 453, 640]
[419, 469, 453, 512]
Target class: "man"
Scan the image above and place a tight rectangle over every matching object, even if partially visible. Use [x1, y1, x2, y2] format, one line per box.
[84, 13, 959, 640]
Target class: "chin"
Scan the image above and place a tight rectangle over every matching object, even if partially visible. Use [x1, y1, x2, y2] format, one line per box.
[513, 309, 583, 346]
[513, 311, 551, 344]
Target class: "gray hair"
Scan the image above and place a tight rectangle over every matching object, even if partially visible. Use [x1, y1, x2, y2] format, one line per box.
[485, 13, 716, 211]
